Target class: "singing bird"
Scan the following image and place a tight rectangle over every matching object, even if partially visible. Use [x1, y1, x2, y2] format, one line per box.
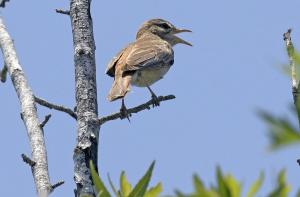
[106, 18, 192, 119]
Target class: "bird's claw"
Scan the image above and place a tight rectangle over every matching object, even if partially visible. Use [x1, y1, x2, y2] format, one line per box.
[151, 94, 160, 107]
[120, 103, 131, 122]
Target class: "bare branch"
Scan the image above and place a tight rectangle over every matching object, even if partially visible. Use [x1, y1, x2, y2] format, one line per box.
[98, 95, 176, 125]
[283, 29, 300, 127]
[0, 16, 52, 196]
[21, 153, 36, 167]
[55, 9, 70, 15]
[0, 63, 7, 82]
[51, 180, 65, 191]
[40, 114, 51, 128]
[35, 96, 77, 119]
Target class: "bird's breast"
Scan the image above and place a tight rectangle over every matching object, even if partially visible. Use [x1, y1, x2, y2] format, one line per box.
[131, 65, 171, 87]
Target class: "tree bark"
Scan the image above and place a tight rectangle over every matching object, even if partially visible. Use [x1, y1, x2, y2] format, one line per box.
[69, 0, 100, 196]
[0, 16, 51, 196]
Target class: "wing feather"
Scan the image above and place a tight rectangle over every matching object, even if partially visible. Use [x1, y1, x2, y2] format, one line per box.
[106, 36, 174, 77]
[124, 38, 173, 71]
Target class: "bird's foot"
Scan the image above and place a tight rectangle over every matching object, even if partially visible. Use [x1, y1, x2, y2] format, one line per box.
[147, 86, 160, 107]
[151, 94, 160, 107]
[120, 101, 131, 122]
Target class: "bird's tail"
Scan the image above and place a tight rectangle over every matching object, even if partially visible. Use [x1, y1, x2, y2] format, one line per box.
[107, 74, 132, 102]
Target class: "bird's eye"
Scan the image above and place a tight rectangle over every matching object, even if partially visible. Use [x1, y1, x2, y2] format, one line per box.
[157, 23, 171, 29]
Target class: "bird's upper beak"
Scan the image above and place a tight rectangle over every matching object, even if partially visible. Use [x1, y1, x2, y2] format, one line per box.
[171, 28, 192, 46]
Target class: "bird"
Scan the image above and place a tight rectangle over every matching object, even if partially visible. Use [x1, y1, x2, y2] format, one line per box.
[106, 18, 192, 120]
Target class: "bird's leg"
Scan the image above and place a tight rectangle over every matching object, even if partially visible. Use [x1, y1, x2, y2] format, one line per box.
[147, 86, 160, 107]
[120, 98, 131, 122]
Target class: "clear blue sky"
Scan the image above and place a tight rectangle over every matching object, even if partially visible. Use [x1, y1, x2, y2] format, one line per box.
[1, 0, 300, 196]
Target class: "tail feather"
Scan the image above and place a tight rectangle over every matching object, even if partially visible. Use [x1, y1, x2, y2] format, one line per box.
[107, 75, 132, 101]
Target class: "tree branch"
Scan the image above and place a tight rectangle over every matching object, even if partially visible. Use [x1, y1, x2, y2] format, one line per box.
[35, 96, 77, 119]
[55, 9, 70, 15]
[21, 153, 36, 167]
[51, 180, 65, 191]
[283, 29, 300, 127]
[98, 95, 176, 125]
[70, 0, 99, 196]
[0, 63, 7, 82]
[40, 114, 51, 128]
[0, 16, 52, 196]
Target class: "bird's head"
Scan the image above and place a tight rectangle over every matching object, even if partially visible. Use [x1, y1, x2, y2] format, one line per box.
[136, 18, 192, 46]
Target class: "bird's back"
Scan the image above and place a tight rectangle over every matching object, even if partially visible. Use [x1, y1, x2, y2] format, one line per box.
[106, 33, 174, 77]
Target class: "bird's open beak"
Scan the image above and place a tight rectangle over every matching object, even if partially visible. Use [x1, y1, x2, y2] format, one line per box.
[172, 28, 192, 46]
[173, 28, 192, 34]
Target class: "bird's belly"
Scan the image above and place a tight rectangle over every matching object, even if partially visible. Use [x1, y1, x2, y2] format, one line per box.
[131, 66, 171, 87]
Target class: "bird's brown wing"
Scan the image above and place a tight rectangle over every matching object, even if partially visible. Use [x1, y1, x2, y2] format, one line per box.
[105, 44, 133, 77]
[124, 38, 174, 72]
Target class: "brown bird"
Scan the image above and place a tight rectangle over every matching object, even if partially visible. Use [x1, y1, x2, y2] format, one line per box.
[106, 18, 192, 119]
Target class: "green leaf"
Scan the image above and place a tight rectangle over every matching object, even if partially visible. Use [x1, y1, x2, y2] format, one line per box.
[258, 111, 300, 150]
[174, 190, 186, 197]
[128, 161, 155, 197]
[246, 172, 264, 197]
[120, 171, 132, 197]
[89, 160, 111, 197]
[107, 173, 121, 197]
[223, 174, 241, 197]
[144, 182, 162, 197]
[192, 174, 215, 197]
[193, 174, 204, 193]
[215, 166, 230, 197]
[268, 170, 290, 197]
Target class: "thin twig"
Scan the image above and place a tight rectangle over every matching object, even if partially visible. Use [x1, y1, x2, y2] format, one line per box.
[21, 153, 36, 167]
[51, 181, 65, 191]
[55, 9, 70, 15]
[283, 29, 300, 127]
[98, 95, 176, 125]
[35, 96, 77, 119]
[0, 64, 7, 82]
[40, 114, 51, 128]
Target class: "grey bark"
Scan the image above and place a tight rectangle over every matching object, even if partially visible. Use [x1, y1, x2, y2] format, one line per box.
[0, 17, 52, 196]
[69, 0, 100, 196]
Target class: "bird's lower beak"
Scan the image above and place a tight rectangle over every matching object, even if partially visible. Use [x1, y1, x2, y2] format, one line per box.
[173, 35, 192, 46]
[172, 28, 192, 46]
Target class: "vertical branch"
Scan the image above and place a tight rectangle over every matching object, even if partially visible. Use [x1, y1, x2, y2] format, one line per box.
[283, 29, 300, 127]
[0, 17, 52, 196]
[69, 0, 99, 196]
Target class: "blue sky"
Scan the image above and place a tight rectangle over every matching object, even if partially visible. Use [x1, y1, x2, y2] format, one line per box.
[1, 0, 300, 196]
